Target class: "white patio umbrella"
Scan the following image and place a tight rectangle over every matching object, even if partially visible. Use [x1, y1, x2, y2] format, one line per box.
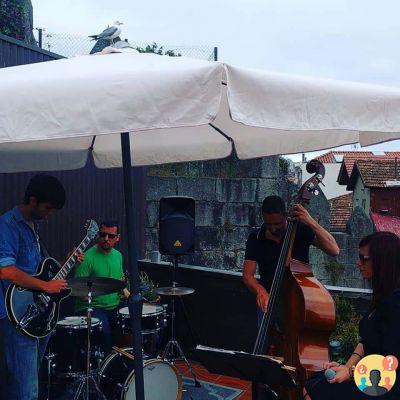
[2, 49, 400, 399]
[1, 49, 400, 172]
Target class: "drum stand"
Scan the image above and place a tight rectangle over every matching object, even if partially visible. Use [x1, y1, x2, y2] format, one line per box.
[44, 351, 56, 400]
[162, 256, 201, 388]
[73, 282, 107, 400]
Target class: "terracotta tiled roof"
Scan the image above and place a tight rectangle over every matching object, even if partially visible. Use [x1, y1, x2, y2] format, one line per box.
[348, 159, 400, 190]
[329, 193, 353, 232]
[371, 212, 400, 237]
[315, 151, 400, 186]
[338, 152, 400, 184]
[316, 151, 374, 164]
[316, 150, 400, 164]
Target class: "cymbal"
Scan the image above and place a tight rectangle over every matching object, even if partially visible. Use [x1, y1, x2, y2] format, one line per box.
[67, 277, 125, 297]
[155, 286, 195, 296]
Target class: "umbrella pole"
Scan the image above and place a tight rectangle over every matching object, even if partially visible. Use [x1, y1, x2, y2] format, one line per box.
[120, 132, 145, 400]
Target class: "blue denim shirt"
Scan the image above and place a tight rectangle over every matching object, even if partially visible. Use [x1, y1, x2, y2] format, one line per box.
[0, 207, 41, 319]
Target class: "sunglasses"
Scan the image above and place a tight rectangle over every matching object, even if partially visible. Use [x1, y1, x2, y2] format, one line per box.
[99, 232, 118, 239]
[358, 253, 371, 262]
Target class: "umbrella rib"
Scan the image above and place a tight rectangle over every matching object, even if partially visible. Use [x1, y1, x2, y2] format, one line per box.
[209, 123, 233, 142]
[89, 135, 96, 150]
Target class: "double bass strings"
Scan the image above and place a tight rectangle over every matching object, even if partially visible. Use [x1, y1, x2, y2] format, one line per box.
[255, 219, 294, 353]
[253, 218, 297, 355]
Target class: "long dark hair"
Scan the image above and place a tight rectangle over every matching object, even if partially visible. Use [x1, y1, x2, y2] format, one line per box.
[359, 232, 400, 309]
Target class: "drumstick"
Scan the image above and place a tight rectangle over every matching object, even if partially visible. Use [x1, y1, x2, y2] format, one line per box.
[112, 346, 135, 361]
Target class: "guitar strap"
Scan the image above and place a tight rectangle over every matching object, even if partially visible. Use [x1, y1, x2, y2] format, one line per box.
[37, 233, 51, 260]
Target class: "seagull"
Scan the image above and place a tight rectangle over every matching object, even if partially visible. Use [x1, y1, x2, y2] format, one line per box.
[88, 21, 123, 45]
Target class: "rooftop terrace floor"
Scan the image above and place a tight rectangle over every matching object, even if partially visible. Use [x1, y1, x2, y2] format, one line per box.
[176, 360, 252, 399]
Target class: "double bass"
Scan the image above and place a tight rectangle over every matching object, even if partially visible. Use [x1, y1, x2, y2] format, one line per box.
[253, 159, 336, 400]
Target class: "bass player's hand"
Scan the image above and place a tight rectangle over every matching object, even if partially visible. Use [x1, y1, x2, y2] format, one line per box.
[42, 280, 68, 293]
[292, 204, 314, 226]
[256, 286, 269, 312]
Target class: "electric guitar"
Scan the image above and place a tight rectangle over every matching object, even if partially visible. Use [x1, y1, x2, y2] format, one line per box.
[5, 219, 98, 338]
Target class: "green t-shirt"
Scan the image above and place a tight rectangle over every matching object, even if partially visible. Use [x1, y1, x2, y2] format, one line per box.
[74, 245, 123, 311]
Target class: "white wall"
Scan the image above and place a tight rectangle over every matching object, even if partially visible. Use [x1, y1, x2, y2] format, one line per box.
[300, 163, 350, 200]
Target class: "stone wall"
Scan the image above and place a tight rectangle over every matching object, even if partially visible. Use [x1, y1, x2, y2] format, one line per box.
[311, 206, 374, 288]
[145, 156, 280, 270]
[145, 155, 342, 277]
[145, 157, 375, 289]
[306, 190, 333, 281]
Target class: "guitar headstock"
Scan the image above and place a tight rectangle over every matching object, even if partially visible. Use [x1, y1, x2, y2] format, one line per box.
[85, 219, 99, 240]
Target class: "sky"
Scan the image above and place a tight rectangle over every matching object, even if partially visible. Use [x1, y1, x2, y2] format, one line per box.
[31, 0, 400, 160]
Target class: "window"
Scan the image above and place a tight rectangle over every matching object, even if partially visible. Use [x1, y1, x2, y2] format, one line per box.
[362, 199, 366, 210]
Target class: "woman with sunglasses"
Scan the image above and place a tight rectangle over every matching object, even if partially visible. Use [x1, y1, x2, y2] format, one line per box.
[304, 231, 400, 400]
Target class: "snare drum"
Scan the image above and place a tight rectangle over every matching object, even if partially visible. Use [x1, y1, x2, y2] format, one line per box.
[118, 304, 165, 333]
[48, 316, 103, 378]
[98, 348, 182, 400]
[116, 304, 165, 357]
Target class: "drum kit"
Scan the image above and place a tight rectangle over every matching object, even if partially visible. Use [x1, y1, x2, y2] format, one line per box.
[45, 275, 197, 400]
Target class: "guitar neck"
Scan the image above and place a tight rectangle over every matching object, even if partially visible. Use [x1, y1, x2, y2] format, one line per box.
[54, 235, 92, 280]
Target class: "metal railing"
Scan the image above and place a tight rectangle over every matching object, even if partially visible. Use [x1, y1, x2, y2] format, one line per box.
[33, 30, 217, 61]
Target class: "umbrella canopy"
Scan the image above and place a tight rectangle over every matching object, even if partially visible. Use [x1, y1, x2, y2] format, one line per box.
[1, 49, 400, 172]
[222, 66, 400, 157]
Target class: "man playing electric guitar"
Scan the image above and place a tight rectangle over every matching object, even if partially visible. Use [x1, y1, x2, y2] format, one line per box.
[0, 174, 82, 400]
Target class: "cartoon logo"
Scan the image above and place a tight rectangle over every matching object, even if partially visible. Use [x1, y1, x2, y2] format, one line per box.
[354, 354, 398, 396]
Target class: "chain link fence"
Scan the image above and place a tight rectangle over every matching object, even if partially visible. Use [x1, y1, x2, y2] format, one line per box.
[33, 31, 217, 61]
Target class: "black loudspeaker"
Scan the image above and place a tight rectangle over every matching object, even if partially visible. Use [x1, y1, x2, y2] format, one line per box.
[159, 196, 195, 255]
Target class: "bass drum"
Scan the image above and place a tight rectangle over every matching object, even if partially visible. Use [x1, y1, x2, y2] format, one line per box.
[98, 348, 182, 400]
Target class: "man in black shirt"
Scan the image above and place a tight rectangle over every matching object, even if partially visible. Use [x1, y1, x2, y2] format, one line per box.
[243, 195, 339, 313]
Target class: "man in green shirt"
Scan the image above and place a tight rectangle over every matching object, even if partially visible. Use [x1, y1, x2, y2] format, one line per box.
[75, 220, 129, 353]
